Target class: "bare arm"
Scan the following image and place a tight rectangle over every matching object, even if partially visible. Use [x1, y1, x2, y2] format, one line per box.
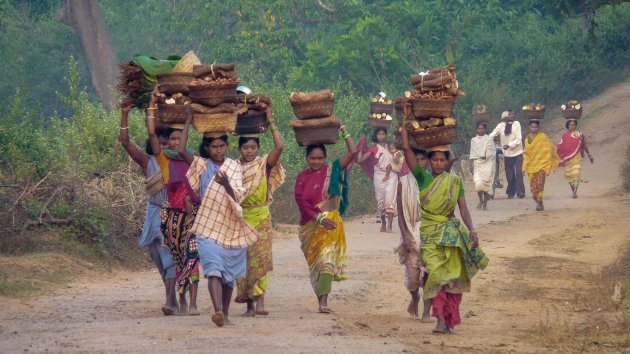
[120, 101, 149, 174]
[458, 196, 479, 248]
[215, 170, 236, 200]
[339, 123, 357, 169]
[146, 87, 162, 157]
[384, 164, 392, 181]
[265, 104, 284, 168]
[356, 150, 371, 163]
[178, 106, 195, 165]
[401, 102, 418, 170]
[581, 134, 594, 163]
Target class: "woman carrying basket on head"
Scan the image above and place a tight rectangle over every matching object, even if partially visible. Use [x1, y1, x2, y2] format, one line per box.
[146, 90, 201, 316]
[401, 103, 489, 334]
[234, 104, 286, 317]
[294, 124, 356, 314]
[120, 101, 179, 316]
[522, 120, 559, 211]
[356, 128, 397, 233]
[556, 119, 593, 198]
[179, 108, 258, 327]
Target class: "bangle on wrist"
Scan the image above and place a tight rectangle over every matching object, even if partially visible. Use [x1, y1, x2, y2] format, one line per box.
[341, 131, 351, 139]
[120, 127, 128, 130]
[316, 213, 325, 224]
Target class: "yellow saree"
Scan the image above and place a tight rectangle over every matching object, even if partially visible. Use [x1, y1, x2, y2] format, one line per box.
[419, 172, 489, 299]
[296, 160, 348, 296]
[235, 155, 285, 302]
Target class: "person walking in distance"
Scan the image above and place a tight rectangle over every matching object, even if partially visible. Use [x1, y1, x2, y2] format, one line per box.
[489, 110, 525, 199]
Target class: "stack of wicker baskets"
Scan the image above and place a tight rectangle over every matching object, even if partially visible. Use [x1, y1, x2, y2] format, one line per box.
[234, 92, 272, 135]
[400, 65, 463, 149]
[153, 52, 201, 129]
[561, 100, 582, 120]
[155, 72, 194, 128]
[368, 94, 393, 129]
[188, 64, 239, 134]
[288, 90, 339, 146]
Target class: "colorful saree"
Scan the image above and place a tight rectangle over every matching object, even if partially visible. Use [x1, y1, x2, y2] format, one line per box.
[413, 168, 489, 328]
[160, 158, 200, 293]
[557, 130, 584, 187]
[235, 155, 286, 302]
[295, 160, 349, 296]
[523, 133, 559, 202]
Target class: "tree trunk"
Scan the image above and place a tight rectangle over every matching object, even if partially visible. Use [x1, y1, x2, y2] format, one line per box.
[58, 0, 118, 111]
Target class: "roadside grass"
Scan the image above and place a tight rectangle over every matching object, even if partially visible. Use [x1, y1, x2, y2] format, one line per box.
[528, 247, 630, 352]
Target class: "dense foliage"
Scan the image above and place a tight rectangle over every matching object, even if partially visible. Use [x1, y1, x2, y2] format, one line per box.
[1, 0, 630, 257]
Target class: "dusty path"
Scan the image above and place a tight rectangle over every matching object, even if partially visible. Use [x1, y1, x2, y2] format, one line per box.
[1, 82, 629, 353]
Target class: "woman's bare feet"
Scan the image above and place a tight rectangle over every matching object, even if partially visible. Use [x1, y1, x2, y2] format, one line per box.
[318, 294, 332, 313]
[255, 296, 268, 315]
[162, 305, 174, 316]
[179, 295, 189, 316]
[421, 316, 434, 323]
[421, 299, 433, 322]
[211, 311, 225, 327]
[407, 292, 420, 317]
[188, 304, 199, 316]
[243, 300, 256, 317]
[432, 316, 448, 334]
[318, 306, 332, 314]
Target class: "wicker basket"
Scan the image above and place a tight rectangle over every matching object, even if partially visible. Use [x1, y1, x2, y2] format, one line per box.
[370, 102, 394, 115]
[235, 111, 269, 135]
[411, 97, 456, 119]
[192, 112, 237, 133]
[291, 100, 334, 120]
[368, 118, 392, 129]
[473, 112, 492, 123]
[189, 83, 238, 107]
[159, 83, 189, 95]
[157, 104, 187, 124]
[157, 72, 194, 95]
[292, 118, 340, 146]
[394, 103, 404, 122]
[393, 132, 421, 150]
[411, 123, 457, 149]
[523, 109, 546, 120]
[562, 109, 582, 119]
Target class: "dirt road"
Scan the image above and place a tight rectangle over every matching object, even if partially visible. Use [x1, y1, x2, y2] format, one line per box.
[1, 82, 629, 353]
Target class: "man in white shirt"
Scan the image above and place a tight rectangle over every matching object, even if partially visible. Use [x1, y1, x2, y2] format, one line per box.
[489, 110, 525, 199]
